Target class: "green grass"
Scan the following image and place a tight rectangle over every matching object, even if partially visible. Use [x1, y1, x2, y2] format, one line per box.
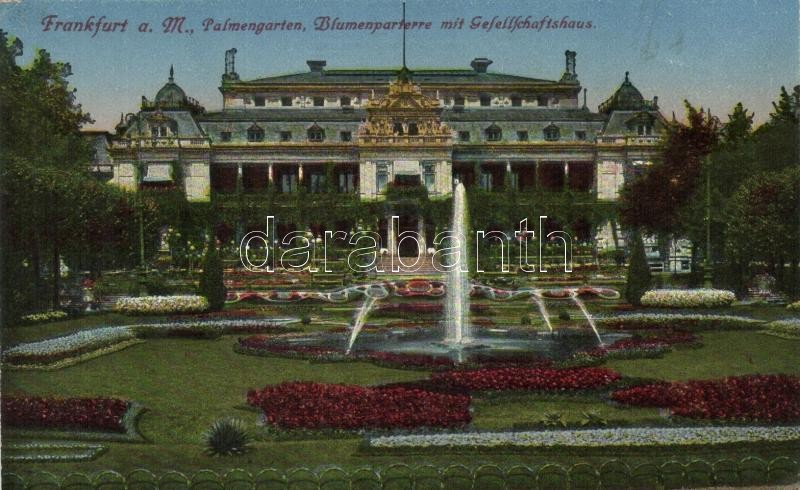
[3, 303, 800, 478]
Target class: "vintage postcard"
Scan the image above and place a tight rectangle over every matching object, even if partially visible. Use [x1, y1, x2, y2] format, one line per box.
[0, 0, 798, 487]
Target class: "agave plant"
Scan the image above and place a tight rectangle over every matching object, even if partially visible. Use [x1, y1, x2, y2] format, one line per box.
[204, 418, 250, 456]
[540, 411, 566, 428]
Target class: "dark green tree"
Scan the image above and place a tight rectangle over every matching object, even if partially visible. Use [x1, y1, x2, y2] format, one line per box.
[624, 231, 651, 306]
[199, 237, 226, 311]
[721, 102, 753, 145]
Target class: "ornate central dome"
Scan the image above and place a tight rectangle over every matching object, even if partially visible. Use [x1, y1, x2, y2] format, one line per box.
[599, 72, 646, 113]
[154, 65, 187, 107]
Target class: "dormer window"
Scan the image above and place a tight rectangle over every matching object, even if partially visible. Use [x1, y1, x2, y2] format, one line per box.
[220, 131, 232, 142]
[637, 124, 653, 135]
[517, 130, 528, 141]
[151, 125, 168, 138]
[485, 124, 502, 142]
[543, 124, 560, 141]
[307, 124, 325, 142]
[247, 123, 264, 142]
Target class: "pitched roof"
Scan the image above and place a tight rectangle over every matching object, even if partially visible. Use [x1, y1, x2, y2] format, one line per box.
[235, 68, 559, 86]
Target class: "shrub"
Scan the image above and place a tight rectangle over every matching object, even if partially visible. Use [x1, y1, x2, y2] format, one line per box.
[787, 300, 800, 311]
[301, 315, 312, 325]
[114, 295, 209, 315]
[199, 237, 226, 312]
[520, 314, 532, 326]
[558, 310, 571, 321]
[204, 418, 250, 456]
[640, 289, 736, 308]
[247, 382, 470, 430]
[596, 313, 762, 331]
[624, 231, 651, 306]
[142, 273, 173, 296]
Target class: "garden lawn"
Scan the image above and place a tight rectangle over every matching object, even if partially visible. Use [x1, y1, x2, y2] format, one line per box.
[3, 306, 800, 477]
[606, 331, 800, 380]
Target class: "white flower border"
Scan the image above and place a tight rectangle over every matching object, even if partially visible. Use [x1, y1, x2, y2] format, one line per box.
[640, 289, 736, 308]
[367, 425, 800, 449]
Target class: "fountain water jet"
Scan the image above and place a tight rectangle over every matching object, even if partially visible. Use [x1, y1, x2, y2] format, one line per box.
[530, 294, 553, 332]
[346, 295, 379, 354]
[444, 182, 472, 345]
[570, 291, 604, 346]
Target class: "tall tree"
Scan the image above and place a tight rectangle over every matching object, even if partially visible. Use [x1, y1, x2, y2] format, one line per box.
[721, 102, 753, 145]
[619, 100, 720, 236]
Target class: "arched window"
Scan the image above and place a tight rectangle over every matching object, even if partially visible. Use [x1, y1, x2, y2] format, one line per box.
[543, 123, 560, 141]
[485, 124, 502, 142]
[307, 124, 325, 142]
[247, 123, 264, 142]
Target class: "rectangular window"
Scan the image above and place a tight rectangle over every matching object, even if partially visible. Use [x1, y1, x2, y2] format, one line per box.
[280, 131, 292, 142]
[313, 96, 325, 107]
[511, 96, 522, 107]
[220, 131, 232, 142]
[458, 131, 470, 142]
[479, 171, 492, 191]
[340, 131, 352, 142]
[575, 130, 587, 141]
[338, 171, 357, 193]
[537, 96, 548, 107]
[508, 171, 519, 190]
[423, 163, 436, 192]
[281, 96, 292, 107]
[454, 95, 465, 106]
[254, 96, 265, 107]
[480, 95, 491, 107]
[308, 173, 326, 193]
[517, 130, 528, 141]
[376, 164, 389, 193]
[280, 172, 297, 193]
[340, 96, 351, 106]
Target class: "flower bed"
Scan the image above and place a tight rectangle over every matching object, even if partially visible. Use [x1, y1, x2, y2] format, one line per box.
[640, 289, 736, 308]
[114, 295, 209, 315]
[612, 375, 800, 422]
[2, 396, 129, 432]
[576, 331, 700, 361]
[20, 310, 68, 324]
[596, 313, 763, 331]
[428, 367, 621, 392]
[2, 327, 137, 366]
[765, 319, 800, 339]
[246, 382, 470, 430]
[366, 425, 800, 450]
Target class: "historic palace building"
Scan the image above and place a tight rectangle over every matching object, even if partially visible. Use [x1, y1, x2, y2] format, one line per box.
[106, 49, 666, 259]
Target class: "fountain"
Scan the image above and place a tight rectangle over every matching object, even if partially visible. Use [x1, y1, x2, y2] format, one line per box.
[443, 182, 472, 345]
[302, 183, 623, 361]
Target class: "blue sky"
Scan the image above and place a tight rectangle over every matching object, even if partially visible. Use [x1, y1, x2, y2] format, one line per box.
[1, 0, 797, 130]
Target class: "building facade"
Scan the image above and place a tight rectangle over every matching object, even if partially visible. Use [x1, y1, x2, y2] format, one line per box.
[107, 50, 666, 258]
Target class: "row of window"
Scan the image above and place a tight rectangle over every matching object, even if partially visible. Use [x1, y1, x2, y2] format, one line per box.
[254, 96, 352, 107]
[221, 126, 587, 143]
[250, 95, 554, 108]
[459, 126, 587, 143]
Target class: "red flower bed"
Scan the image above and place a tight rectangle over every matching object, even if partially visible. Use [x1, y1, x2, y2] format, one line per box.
[362, 351, 456, 370]
[582, 331, 698, 358]
[247, 382, 470, 429]
[2, 396, 128, 432]
[429, 366, 621, 392]
[612, 375, 800, 422]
